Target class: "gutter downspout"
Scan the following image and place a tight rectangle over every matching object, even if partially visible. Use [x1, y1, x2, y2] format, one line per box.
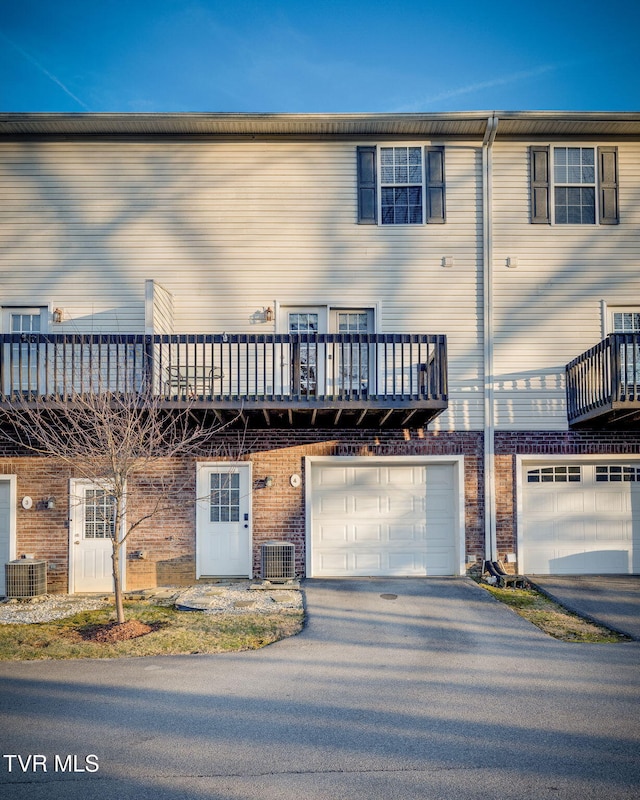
[482, 114, 499, 564]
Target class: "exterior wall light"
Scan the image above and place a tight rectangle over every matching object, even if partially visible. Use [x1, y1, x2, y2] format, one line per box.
[265, 307, 274, 322]
[52, 308, 64, 323]
[264, 476, 274, 488]
[45, 497, 56, 510]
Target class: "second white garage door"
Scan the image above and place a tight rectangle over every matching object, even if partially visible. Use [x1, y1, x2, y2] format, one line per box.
[521, 461, 640, 574]
[309, 460, 458, 577]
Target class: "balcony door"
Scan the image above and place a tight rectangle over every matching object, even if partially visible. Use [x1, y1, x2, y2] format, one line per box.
[611, 309, 640, 388]
[278, 306, 373, 397]
[279, 307, 328, 397]
[331, 310, 374, 397]
[2, 308, 47, 394]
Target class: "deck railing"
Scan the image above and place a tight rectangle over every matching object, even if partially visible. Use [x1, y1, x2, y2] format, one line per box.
[0, 333, 447, 406]
[566, 333, 640, 424]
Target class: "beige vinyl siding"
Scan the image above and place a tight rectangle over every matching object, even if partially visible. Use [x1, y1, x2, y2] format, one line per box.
[145, 280, 174, 334]
[0, 139, 483, 430]
[492, 141, 640, 430]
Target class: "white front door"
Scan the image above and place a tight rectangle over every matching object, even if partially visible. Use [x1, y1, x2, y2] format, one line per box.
[70, 481, 118, 593]
[196, 463, 252, 577]
[0, 478, 16, 596]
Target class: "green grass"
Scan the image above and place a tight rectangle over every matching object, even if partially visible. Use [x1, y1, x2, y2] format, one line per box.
[0, 601, 304, 660]
[481, 584, 630, 643]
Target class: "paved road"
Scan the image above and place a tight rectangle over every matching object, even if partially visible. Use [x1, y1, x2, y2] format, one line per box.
[1, 578, 639, 800]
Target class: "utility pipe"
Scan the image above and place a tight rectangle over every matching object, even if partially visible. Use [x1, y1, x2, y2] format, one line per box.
[482, 114, 499, 564]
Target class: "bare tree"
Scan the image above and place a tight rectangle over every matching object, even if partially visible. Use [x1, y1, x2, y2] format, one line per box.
[0, 389, 231, 624]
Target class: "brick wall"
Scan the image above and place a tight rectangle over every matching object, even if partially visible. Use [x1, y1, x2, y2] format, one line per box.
[3, 428, 636, 592]
[1, 429, 484, 592]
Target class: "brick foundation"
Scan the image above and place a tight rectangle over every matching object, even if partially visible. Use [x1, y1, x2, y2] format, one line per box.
[1, 429, 483, 592]
[4, 427, 634, 592]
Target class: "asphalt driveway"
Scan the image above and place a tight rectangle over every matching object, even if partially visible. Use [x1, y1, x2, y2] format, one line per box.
[529, 575, 640, 640]
[0, 577, 639, 800]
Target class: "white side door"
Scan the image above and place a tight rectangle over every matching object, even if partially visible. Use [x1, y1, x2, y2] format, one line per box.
[70, 481, 118, 593]
[0, 478, 16, 596]
[196, 463, 252, 577]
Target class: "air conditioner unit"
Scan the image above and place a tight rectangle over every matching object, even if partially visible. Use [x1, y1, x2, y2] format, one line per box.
[5, 559, 47, 599]
[260, 541, 295, 582]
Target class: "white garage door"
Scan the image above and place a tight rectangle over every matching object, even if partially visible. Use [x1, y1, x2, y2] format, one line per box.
[310, 461, 457, 577]
[522, 462, 640, 574]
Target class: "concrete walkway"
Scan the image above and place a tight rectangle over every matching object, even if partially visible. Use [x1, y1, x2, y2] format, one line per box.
[529, 575, 640, 640]
[0, 577, 639, 800]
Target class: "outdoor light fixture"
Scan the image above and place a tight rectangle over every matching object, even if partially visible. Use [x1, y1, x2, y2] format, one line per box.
[264, 306, 273, 322]
[264, 476, 274, 488]
[45, 497, 56, 510]
[52, 308, 64, 323]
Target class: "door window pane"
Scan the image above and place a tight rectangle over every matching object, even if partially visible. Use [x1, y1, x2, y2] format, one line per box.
[210, 472, 240, 523]
[84, 490, 116, 539]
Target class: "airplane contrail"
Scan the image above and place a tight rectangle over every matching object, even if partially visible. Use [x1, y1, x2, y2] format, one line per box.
[1, 31, 90, 110]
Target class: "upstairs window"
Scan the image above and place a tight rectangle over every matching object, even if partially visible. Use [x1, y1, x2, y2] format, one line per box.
[357, 145, 446, 225]
[380, 147, 423, 224]
[553, 147, 596, 224]
[530, 146, 618, 225]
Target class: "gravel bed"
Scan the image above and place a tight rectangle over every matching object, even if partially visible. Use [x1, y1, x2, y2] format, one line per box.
[0, 595, 110, 624]
[0, 582, 302, 624]
[175, 583, 303, 615]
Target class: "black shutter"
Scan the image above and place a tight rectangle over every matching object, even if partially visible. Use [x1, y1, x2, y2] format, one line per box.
[599, 146, 619, 225]
[425, 146, 446, 223]
[357, 146, 377, 224]
[530, 146, 550, 223]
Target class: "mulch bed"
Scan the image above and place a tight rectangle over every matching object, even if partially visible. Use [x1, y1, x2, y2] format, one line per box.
[81, 619, 156, 643]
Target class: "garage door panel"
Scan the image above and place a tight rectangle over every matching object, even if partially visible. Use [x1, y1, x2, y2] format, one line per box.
[353, 468, 381, 487]
[388, 524, 425, 542]
[557, 492, 586, 514]
[354, 495, 383, 514]
[425, 548, 455, 575]
[317, 523, 349, 542]
[522, 463, 637, 575]
[311, 461, 457, 577]
[388, 552, 424, 573]
[317, 467, 348, 486]
[594, 492, 626, 513]
[318, 495, 349, 514]
[317, 553, 349, 573]
[354, 524, 382, 542]
[388, 466, 422, 484]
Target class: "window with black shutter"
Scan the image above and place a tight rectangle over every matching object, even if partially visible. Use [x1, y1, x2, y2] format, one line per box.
[357, 145, 446, 225]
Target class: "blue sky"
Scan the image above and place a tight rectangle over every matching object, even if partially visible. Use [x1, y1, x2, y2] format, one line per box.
[1, 0, 638, 113]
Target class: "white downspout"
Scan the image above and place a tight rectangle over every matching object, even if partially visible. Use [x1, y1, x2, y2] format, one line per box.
[482, 114, 499, 563]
